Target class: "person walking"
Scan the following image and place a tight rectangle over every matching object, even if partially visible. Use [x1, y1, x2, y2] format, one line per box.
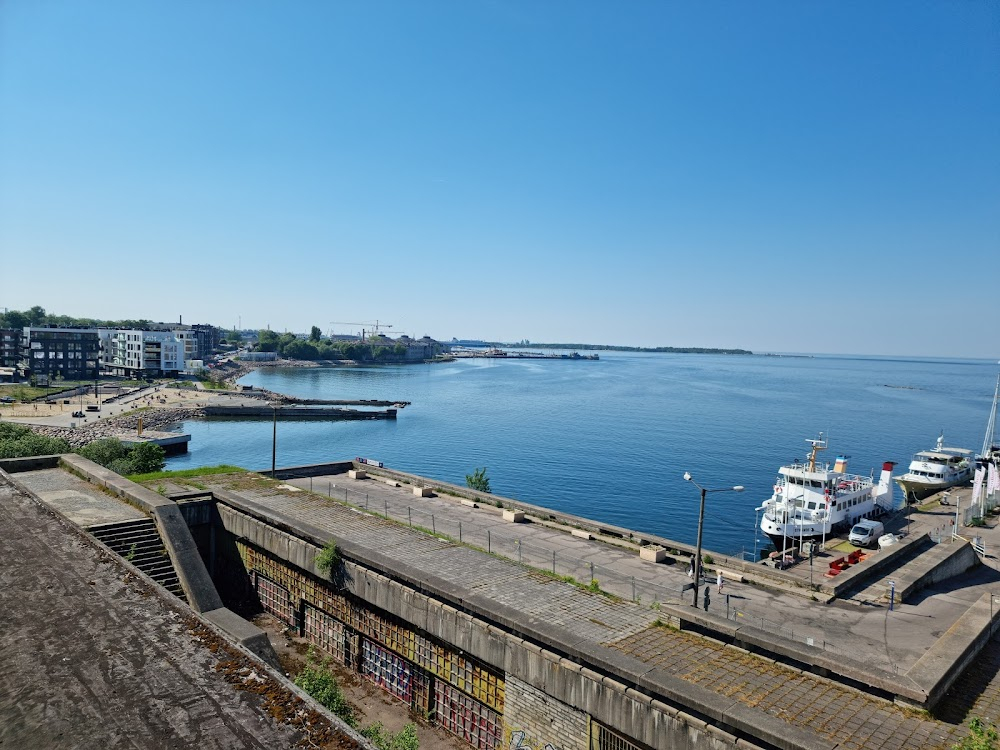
[717, 570, 724, 594]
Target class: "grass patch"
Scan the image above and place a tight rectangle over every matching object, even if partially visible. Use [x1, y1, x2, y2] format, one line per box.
[128, 464, 246, 483]
[533, 570, 578, 585]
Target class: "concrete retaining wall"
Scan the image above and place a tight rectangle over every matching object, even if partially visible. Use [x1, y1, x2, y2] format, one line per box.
[215, 498, 837, 750]
[904, 592, 1000, 710]
[818, 533, 930, 598]
[897, 540, 979, 603]
[0, 454, 62, 473]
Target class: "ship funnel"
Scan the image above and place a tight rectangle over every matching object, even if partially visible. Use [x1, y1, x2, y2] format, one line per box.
[834, 456, 849, 473]
[877, 461, 900, 511]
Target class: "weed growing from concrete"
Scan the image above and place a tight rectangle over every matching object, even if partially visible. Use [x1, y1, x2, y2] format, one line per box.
[315, 541, 341, 575]
[125, 543, 137, 562]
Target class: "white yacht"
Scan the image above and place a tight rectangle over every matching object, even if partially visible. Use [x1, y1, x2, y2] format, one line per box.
[758, 435, 896, 553]
[893, 434, 974, 503]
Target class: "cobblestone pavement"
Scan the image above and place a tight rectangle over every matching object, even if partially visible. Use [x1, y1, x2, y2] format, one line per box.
[609, 625, 960, 750]
[0, 480, 353, 750]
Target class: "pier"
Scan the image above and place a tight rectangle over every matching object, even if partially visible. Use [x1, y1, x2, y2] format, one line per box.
[202, 405, 397, 420]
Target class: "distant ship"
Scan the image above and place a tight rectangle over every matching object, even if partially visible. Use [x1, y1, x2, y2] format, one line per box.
[893, 434, 974, 502]
[758, 435, 896, 552]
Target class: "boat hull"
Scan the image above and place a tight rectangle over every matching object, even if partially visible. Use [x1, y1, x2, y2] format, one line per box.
[893, 474, 971, 502]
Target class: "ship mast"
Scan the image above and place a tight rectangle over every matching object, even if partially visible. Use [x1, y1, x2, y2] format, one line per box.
[983, 373, 1000, 459]
[806, 434, 827, 472]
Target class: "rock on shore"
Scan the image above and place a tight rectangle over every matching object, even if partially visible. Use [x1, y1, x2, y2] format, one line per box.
[26, 406, 204, 449]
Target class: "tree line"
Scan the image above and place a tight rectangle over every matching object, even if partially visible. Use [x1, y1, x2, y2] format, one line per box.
[0, 305, 155, 331]
[255, 329, 411, 362]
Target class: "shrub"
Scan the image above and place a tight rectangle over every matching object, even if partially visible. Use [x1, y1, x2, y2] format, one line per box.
[294, 648, 355, 726]
[361, 722, 419, 750]
[465, 467, 491, 493]
[0, 423, 70, 458]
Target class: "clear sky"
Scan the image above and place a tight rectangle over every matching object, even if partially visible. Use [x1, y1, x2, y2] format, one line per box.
[1, 2, 997, 357]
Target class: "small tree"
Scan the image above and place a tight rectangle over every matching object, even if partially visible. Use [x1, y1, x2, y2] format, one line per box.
[466, 467, 491, 494]
[310, 325, 322, 342]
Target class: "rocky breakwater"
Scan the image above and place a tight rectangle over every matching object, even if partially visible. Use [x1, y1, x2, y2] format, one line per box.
[25, 406, 204, 449]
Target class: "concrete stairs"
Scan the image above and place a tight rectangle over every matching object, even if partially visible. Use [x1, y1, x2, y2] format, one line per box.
[88, 518, 187, 603]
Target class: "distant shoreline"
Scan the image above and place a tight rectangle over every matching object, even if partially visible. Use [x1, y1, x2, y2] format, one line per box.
[492, 342, 753, 355]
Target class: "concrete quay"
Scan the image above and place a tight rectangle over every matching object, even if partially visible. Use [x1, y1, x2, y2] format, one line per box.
[274, 463, 999, 677]
[6, 456, 1000, 750]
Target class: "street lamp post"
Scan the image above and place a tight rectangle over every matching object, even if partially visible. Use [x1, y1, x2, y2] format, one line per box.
[271, 402, 278, 478]
[683, 472, 744, 607]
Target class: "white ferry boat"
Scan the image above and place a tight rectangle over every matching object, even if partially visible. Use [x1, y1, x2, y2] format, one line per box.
[893, 434, 974, 503]
[758, 435, 896, 553]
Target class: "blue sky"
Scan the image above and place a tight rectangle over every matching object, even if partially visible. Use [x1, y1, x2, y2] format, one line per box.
[1, 2, 997, 357]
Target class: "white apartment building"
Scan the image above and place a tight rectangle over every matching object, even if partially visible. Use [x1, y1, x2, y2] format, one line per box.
[100, 329, 186, 377]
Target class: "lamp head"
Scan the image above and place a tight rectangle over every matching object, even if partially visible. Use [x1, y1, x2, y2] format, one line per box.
[683, 472, 692, 482]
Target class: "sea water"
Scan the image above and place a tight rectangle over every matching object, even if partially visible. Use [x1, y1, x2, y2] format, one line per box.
[164, 352, 998, 556]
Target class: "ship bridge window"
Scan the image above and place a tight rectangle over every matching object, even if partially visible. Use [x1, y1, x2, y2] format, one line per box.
[806, 501, 817, 510]
[809, 480, 822, 488]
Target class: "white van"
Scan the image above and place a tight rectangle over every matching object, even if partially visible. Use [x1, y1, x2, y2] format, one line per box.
[848, 519, 885, 548]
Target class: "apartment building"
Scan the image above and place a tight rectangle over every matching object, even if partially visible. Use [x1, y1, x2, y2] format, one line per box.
[100, 329, 185, 378]
[21, 327, 100, 380]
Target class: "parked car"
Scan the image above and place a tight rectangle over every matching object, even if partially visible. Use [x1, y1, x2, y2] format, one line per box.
[849, 519, 885, 548]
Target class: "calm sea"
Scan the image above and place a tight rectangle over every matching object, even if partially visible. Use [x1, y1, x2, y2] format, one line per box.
[164, 352, 998, 556]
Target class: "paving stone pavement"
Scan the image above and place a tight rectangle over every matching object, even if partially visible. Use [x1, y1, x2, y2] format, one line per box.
[609, 625, 961, 750]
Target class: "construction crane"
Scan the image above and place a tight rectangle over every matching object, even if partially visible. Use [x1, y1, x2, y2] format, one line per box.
[328, 321, 394, 341]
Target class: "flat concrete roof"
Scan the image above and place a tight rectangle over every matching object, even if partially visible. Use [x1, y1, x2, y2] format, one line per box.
[0, 477, 358, 750]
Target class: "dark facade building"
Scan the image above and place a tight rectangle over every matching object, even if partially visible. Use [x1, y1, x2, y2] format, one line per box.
[21, 327, 100, 380]
[0, 328, 21, 370]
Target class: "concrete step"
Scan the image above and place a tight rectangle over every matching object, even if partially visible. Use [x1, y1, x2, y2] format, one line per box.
[92, 527, 160, 546]
[87, 517, 186, 603]
[87, 518, 155, 534]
